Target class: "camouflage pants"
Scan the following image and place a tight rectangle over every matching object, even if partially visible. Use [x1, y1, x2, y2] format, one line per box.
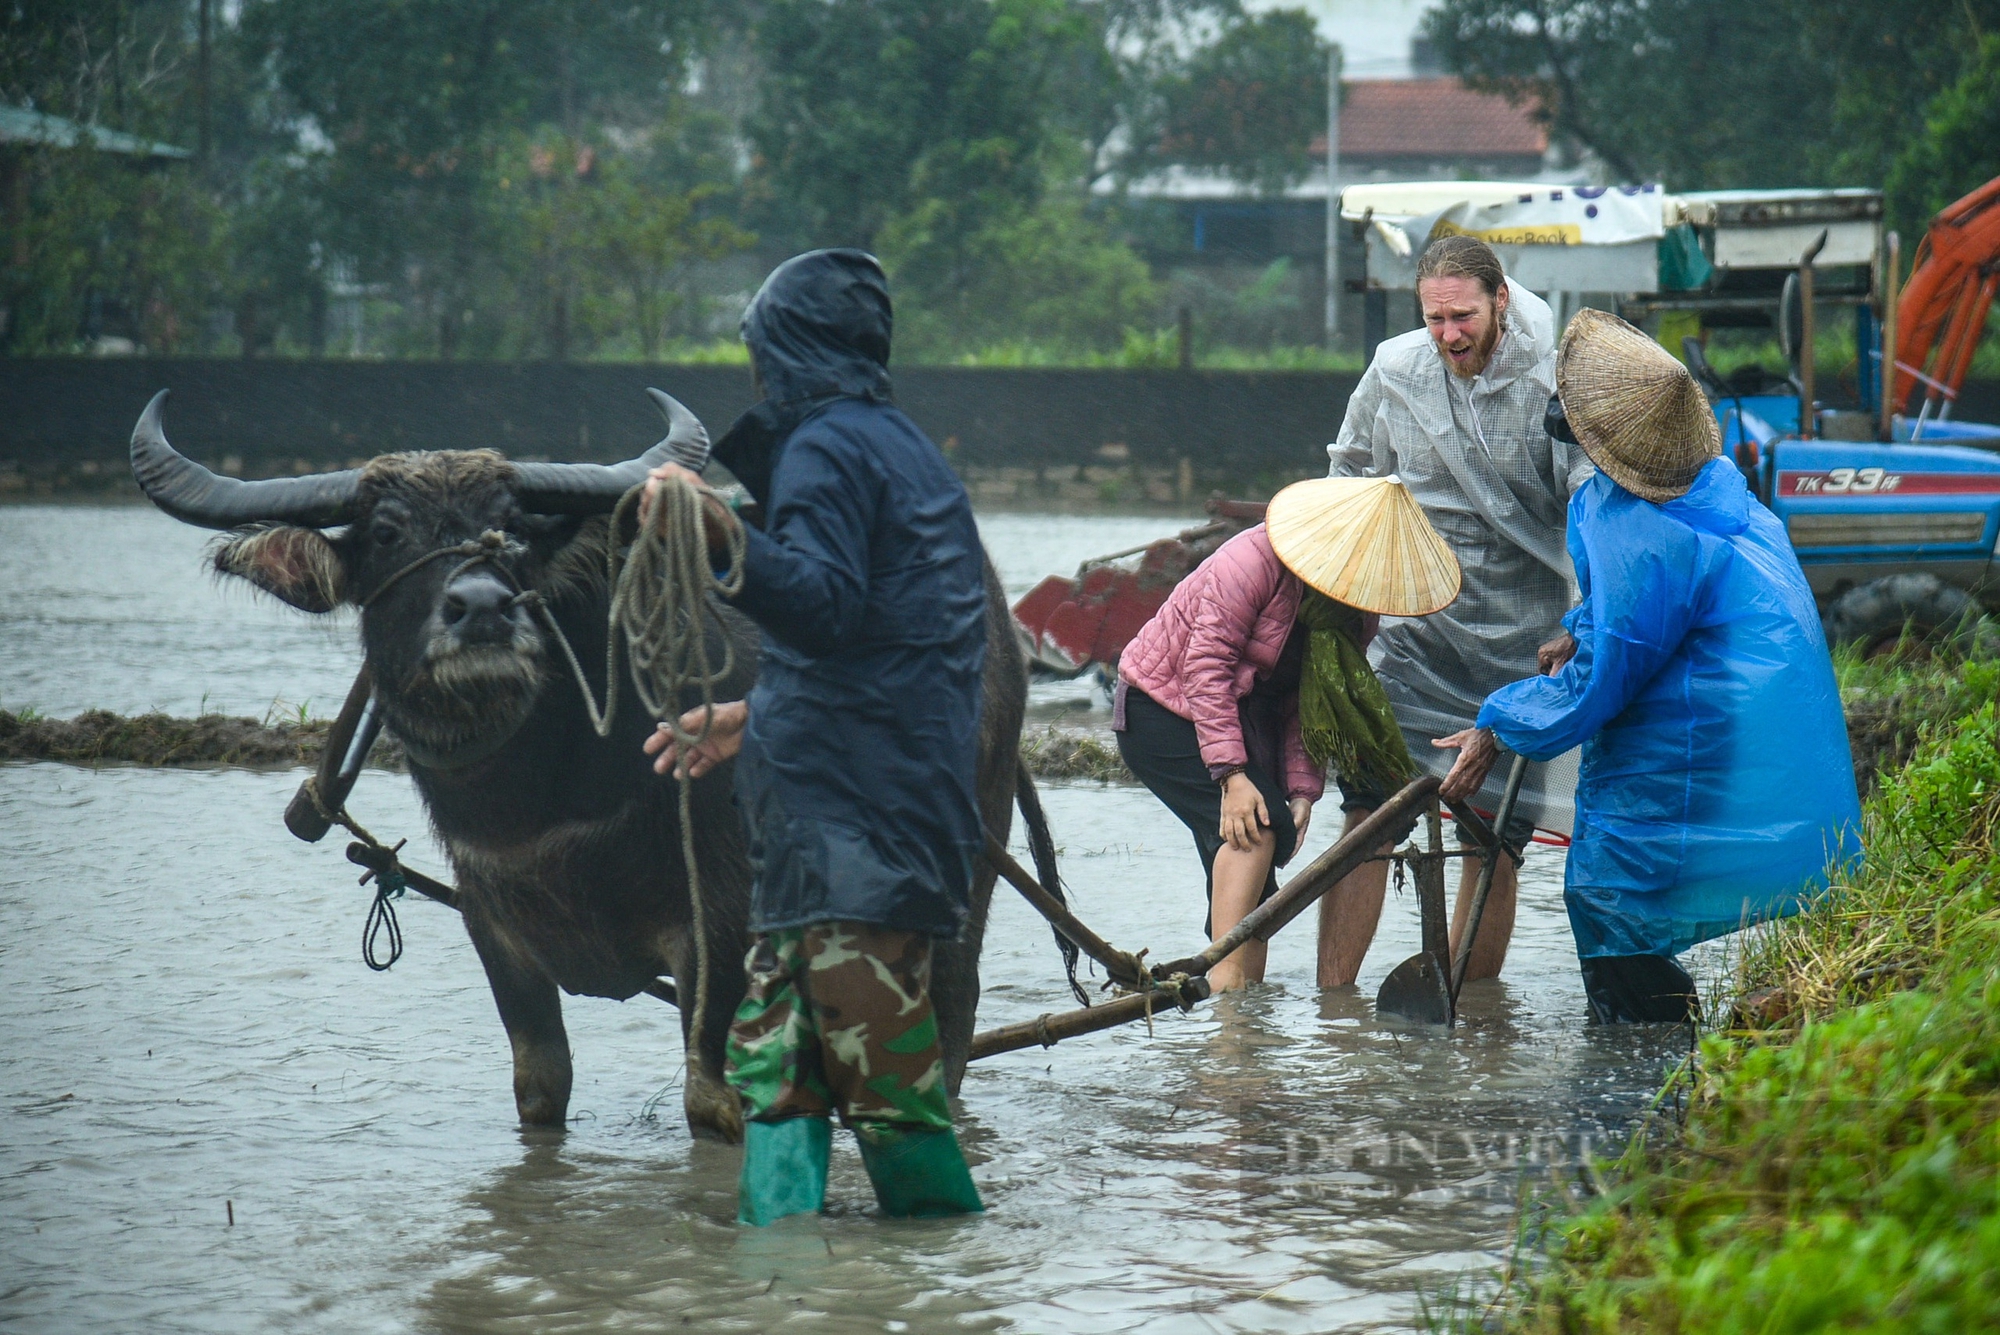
[724, 922, 953, 1137]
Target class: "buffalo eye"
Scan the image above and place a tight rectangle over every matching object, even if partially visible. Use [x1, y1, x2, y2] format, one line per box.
[371, 521, 400, 547]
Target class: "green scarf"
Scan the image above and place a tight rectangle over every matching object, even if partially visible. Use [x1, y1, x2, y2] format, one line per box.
[1296, 590, 1415, 792]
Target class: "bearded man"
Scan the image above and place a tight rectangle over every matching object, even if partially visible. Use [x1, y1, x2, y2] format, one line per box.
[1316, 234, 1594, 988]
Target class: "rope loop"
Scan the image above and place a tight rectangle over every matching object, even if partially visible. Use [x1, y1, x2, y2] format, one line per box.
[589, 475, 748, 1059]
[361, 529, 525, 610]
[302, 772, 418, 971]
[363, 866, 407, 971]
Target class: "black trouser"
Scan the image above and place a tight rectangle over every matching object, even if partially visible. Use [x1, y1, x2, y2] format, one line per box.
[1579, 954, 1700, 1024]
[1115, 687, 1298, 938]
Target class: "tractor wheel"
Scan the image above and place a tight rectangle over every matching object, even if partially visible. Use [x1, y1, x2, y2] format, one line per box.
[1822, 574, 1995, 658]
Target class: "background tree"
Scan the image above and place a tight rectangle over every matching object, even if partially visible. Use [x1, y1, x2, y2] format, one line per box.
[1139, 7, 1328, 191]
[1885, 35, 2000, 237]
[745, 0, 1161, 358]
[1423, 0, 2000, 239]
[20, 0, 1991, 363]
[242, 0, 729, 357]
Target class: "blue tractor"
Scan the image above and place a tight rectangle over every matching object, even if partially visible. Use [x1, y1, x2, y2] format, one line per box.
[1343, 178, 2000, 654]
[1686, 345, 2000, 653]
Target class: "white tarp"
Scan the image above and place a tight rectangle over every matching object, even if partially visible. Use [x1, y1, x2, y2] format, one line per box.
[1346, 183, 1669, 294]
[1345, 183, 1667, 245]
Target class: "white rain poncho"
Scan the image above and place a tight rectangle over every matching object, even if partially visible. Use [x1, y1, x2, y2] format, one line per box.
[1327, 280, 1594, 835]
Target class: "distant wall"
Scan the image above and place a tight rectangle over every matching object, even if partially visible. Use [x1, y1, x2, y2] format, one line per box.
[6, 358, 1998, 509]
[0, 358, 1359, 508]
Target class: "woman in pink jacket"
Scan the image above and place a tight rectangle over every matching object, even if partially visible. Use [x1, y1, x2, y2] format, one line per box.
[1116, 521, 1408, 991]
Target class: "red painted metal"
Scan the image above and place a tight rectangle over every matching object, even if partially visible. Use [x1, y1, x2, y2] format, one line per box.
[1010, 502, 1266, 674]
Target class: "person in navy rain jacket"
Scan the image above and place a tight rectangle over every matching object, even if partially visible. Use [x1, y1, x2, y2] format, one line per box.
[642, 249, 987, 1223]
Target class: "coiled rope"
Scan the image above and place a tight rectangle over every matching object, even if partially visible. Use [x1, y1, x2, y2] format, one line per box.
[538, 475, 746, 1055]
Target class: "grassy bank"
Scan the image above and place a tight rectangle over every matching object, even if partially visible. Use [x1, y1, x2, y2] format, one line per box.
[1468, 654, 2000, 1332]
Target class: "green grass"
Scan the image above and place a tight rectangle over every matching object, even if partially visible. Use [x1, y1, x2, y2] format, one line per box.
[1446, 654, 2000, 1332]
[937, 329, 1361, 371]
[1837, 650, 2000, 796]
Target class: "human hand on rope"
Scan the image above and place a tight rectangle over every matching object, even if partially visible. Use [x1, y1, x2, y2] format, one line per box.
[640, 462, 733, 551]
[1434, 727, 1500, 801]
[644, 699, 748, 778]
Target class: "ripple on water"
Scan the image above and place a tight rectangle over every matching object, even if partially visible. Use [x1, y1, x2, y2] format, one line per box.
[1, 507, 1696, 1332]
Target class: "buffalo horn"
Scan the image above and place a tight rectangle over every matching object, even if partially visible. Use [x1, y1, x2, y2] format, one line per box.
[129, 390, 363, 530]
[510, 388, 712, 516]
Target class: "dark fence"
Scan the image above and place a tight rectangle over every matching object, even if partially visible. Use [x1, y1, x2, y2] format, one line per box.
[6, 357, 1998, 508]
[0, 358, 1358, 505]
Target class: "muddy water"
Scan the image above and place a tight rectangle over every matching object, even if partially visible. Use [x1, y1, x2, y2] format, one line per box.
[1, 505, 1694, 1333]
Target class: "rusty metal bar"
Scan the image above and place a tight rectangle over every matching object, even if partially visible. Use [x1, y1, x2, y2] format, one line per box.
[1881, 230, 1900, 440]
[1798, 228, 1828, 439]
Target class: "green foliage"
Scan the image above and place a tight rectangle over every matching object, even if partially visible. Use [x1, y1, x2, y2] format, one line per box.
[1142, 8, 1327, 190]
[1423, 0, 2000, 206]
[1422, 0, 1810, 186]
[941, 332, 1357, 369]
[744, 0, 1165, 357]
[490, 130, 751, 360]
[13, 1, 2000, 367]
[883, 168, 1159, 359]
[244, 0, 736, 358]
[744, 0, 1088, 254]
[1479, 678, 2000, 1332]
[2, 146, 230, 352]
[1886, 35, 2000, 243]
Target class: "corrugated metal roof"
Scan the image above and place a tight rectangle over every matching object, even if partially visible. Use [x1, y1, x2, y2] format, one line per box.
[0, 105, 190, 158]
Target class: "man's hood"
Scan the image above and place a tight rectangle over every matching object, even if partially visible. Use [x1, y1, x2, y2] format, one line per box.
[1472, 277, 1555, 392]
[741, 248, 894, 405]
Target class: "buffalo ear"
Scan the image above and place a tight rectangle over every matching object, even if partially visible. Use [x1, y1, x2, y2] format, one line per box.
[213, 525, 347, 613]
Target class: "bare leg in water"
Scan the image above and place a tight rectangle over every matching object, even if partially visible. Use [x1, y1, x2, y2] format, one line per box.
[1317, 807, 1390, 987]
[1316, 809, 1518, 986]
[1209, 773, 1279, 991]
[1208, 837, 1276, 990]
[1448, 852, 1517, 980]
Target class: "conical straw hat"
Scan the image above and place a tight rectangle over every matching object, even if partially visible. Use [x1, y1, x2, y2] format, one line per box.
[1266, 476, 1460, 616]
[1557, 308, 1722, 502]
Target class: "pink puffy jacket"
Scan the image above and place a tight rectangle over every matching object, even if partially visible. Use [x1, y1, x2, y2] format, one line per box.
[1118, 524, 1337, 803]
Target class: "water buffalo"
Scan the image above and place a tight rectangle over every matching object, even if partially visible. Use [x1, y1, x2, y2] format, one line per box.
[128, 388, 1065, 1141]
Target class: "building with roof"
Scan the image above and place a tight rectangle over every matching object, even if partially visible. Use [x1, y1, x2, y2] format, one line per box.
[1327, 78, 1550, 182]
[1104, 67, 1588, 348]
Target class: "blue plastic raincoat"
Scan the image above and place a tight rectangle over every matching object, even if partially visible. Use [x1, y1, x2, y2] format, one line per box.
[1475, 458, 1862, 958]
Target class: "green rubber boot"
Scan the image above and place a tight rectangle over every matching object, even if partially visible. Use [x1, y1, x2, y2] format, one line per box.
[737, 1116, 831, 1227]
[854, 1125, 984, 1218]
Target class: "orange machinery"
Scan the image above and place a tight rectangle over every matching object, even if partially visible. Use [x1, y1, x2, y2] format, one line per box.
[1894, 175, 2000, 423]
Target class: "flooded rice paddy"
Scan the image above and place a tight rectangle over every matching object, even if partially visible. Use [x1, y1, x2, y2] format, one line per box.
[1, 505, 1695, 1332]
